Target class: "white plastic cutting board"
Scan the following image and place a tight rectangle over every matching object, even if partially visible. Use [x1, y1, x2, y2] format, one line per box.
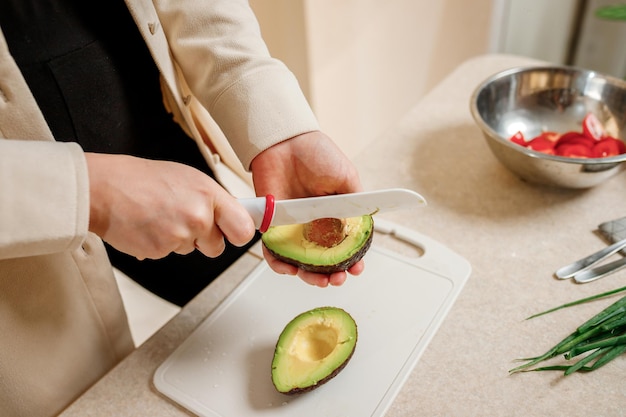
[154, 220, 471, 417]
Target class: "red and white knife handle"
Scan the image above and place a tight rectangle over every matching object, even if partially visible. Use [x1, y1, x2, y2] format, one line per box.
[238, 195, 275, 233]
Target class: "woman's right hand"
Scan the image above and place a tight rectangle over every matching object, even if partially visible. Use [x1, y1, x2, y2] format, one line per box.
[85, 153, 256, 260]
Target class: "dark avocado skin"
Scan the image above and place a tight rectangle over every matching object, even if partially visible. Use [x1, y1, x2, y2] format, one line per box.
[263, 223, 373, 274]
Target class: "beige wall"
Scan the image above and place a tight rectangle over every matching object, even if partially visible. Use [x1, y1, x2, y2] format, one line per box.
[250, 0, 495, 157]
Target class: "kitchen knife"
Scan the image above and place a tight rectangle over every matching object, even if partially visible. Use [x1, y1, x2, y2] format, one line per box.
[238, 188, 426, 232]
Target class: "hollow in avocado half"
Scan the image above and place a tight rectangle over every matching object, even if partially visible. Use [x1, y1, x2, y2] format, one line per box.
[261, 215, 374, 274]
[271, 306, 358, 394]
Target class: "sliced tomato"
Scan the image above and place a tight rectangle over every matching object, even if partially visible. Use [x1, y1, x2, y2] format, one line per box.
[509, 131, 525, 146]
[536, 131, 560, 143]
[526, 136, 556, 154]
[510, 115, 622, 159]
[582, 113, 606, 140]
[592, 137, 626, 158]
[610, 137, 626, 153]
[556, 132, 595, 148]
[555, 143, 593, 158]
[554, 131, 597, 157]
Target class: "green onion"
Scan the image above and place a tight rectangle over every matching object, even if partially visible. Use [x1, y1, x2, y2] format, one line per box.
[510, 285, 626, 375]
[525, 285, 626, 319]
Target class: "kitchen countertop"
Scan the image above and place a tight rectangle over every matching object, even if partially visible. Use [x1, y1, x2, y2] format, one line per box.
[60, 54, 626, 416]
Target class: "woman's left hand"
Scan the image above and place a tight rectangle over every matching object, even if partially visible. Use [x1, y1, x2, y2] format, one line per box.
[250, 130, 365, 287]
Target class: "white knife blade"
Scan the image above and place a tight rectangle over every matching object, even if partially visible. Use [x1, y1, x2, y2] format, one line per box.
[238, 188, 426, 232]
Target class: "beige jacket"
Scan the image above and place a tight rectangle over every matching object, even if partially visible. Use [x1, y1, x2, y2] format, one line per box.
[0, 1, 318, 416]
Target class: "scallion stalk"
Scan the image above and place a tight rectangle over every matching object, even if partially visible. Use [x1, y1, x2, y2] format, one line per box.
[510, 285, 626, 375]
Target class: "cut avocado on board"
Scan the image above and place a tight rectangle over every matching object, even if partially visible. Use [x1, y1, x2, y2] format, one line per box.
[271, 306, 358, 394]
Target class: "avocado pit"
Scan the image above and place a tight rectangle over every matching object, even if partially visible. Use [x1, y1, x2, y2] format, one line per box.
[302, 218, 347, 248]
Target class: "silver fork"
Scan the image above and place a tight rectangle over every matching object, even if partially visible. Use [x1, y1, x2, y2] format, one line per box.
[555, 237, 626, 283]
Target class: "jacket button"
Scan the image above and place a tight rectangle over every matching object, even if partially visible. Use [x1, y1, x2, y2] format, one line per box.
[148, 21, 159, 35]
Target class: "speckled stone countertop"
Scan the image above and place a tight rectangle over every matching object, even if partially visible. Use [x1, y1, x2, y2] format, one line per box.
[60, 54, 626, 416]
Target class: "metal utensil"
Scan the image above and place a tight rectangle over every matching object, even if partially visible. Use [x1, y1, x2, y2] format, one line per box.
[555, 237, 626, 281]
[574, 257, 626, 283]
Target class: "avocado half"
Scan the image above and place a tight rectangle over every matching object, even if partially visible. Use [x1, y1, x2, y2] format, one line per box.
[261, 215, 374, 274]
[271, 306, 358, 395]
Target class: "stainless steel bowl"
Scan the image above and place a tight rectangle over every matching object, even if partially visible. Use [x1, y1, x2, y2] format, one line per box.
[470, 65, 626, 189]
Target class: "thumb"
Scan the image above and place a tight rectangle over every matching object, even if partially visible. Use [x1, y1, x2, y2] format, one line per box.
[214, 194, 257, 247]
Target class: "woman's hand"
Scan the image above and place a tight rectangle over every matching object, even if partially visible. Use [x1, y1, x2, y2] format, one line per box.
[250, 131, 365, 287]
[86, 153, 256, 260]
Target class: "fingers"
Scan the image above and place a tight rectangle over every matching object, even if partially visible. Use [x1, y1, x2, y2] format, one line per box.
[174, 205, 246, 259]
[169, 233, 226, 259]
[296, 270, 348, 287]
[215, 195, 257, 247]
[173, 194, 255, 258]
[172, 240, 197, 256]
[346, 259, 365, 276]
[261, 245, 299, 275]
[262, 246, 362, 287]
[193, 227, 226, 258]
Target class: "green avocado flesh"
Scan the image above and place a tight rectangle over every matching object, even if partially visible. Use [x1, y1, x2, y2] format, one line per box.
[261, 215, 374, 274]
[271, 306, 358, 394]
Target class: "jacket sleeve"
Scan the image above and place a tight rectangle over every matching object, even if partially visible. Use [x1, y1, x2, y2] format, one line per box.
[152, 0, 320, 169]
[0, 139, 89, 260]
